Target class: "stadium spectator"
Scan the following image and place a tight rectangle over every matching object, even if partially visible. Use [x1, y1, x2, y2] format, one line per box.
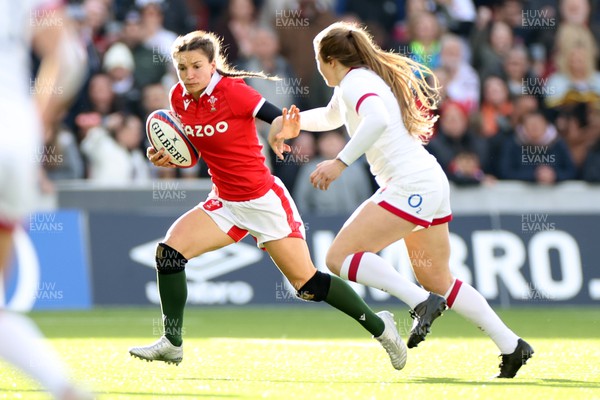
[241, 26, 303, 171]
[81, 113, 151, 183]
[477, 75, 513, 138]
[74, 73, 122, 152]
[115, 0, 195, 33]
[545, 24, 600, 110]
[24, 0, 600, 185]
[426, 101, 490, 185]
[140, 82, 170, 121]
[120, 10, 168, 89]
[62, 0, 108, 130]
[498, 111, 577, 184]
[406, 11, 443, 70]
[561, 0, 600, 47]
[435, 0, 476, 37]
[293, 129, 372, 215]
[81, 0, 112, 54]
[502, 45, 541, 100]
[555, 101, 600, 173]
[494, 0, 531, 44]
[214, 0, 258, 65]
[560, 0, 592, 25]
[258, 0, 336, 28]
[437, 33, 479, 111]
[522, 0, 595, 80]
[582, 140, 600, 182]
[44, 121, 86, 181]
[138, 0, 178, 58]
[103, 41, 140, 113]
[273, 0, 337, 108]
[482, 94, 540, 178]
[241, 26, 299, 110]
[335, 0, 400, 34]
[390, 0, 431, 46]
[80, 73, 120, 117]
[472, 20, 514, 81]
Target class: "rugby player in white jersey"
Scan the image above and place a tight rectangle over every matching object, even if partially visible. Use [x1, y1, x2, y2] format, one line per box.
[0, 1, 89, 398]
[270, 21, 533, 378]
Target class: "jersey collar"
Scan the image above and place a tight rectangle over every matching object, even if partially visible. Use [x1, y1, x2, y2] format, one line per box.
[340, 66, 362, 85]
[199, 72, 223, 98]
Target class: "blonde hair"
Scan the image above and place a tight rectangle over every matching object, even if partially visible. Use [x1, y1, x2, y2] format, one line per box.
[171, 30, 277, 80]
[314, 22, 440, 141]
[555, 23, 597, 79]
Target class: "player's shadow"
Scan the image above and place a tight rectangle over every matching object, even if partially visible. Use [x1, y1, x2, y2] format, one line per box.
[410, 376, 600, 388]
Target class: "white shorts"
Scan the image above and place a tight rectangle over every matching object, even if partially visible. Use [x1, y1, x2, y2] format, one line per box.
[371, 164, 452, 230]
[198, 177, 305, 247]
[0, 107, 41, 231]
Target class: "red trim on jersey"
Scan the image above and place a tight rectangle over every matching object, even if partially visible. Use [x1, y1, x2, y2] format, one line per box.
[343, 66, 359, 79]
[378, 201, 430, 228]
[270, 181, 302, 238]
[355, 93, 378, 114]
[0, 219, 16, 233]
[348, 252, 365, 282]
[227, 226, 248, 242]
[432, 214, 453, 225]
[446, 279, 463, 308]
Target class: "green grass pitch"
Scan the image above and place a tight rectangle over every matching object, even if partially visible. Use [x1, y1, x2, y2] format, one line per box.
[1, 307, 598, 399]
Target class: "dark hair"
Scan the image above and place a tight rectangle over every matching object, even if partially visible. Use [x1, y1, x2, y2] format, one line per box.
[171, 30, 277, 80]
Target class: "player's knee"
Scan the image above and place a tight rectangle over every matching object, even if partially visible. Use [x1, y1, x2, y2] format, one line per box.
[155, 242, 188, 274]
[296, 271, 331, 302]
[325, 249, 345, 276]
[418, 275, 454, 296]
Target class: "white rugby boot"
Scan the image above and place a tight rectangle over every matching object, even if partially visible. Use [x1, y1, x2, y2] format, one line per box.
[374, 311, 408, 370]
[129, 336, 183, 365]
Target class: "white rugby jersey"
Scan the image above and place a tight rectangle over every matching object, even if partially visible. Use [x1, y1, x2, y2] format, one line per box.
[0, 0, 63, 109]
[300, 67, 439, 187]
[0, 0, 61, 224]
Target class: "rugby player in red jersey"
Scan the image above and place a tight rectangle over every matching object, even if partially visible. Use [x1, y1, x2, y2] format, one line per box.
[128, 30, 429, 370]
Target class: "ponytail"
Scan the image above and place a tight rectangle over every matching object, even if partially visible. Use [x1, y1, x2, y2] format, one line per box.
[316, 22, 440, 142]
[172, 30, 279, 81]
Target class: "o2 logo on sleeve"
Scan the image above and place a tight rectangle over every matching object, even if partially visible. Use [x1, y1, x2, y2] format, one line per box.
[184, 122, 229, 137]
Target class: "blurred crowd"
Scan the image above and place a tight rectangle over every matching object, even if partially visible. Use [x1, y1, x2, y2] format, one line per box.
[41, 0, 600, 213]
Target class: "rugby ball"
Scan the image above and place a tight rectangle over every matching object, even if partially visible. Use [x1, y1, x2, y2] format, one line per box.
[146, 109, 199, 168]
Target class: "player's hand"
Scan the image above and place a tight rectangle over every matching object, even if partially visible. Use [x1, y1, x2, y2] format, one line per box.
[310, 158, 347, 191]
[268, 105, 300, 160]
[280, 105, 301, 139]
[147, 147, 177, 168]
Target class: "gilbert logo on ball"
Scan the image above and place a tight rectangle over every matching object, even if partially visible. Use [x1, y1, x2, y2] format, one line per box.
[146, 109, 199, 168]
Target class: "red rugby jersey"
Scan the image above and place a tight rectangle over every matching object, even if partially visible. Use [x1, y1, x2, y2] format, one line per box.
[170, 73, 274, 201]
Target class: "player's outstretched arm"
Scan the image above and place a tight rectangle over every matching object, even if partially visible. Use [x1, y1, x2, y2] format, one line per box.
[32, 5, 86, 142]
[268, 105, 300, 160]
